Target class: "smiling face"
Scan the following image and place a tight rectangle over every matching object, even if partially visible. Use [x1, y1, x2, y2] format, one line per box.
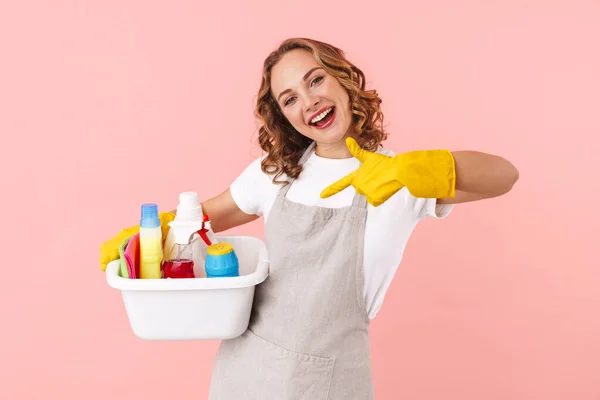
[270, 49, 354, 157]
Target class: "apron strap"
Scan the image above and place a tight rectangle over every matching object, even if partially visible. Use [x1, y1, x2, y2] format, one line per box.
[351, 192, 368, 209]
[278, 141, 316, 198]
[298, 140, 317, 165]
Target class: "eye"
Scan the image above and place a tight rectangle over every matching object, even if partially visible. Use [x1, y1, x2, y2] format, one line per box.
[310, 76, 323, 86]
[284, 96, 296, 106]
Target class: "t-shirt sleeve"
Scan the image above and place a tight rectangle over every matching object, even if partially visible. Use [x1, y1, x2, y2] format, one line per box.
[229, 156, 270, 217]
[377, 147, 453, 220]
[412, 196, 454, 219]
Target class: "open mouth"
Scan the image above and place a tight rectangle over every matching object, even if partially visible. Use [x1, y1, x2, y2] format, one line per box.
[309, 107, 336, 128]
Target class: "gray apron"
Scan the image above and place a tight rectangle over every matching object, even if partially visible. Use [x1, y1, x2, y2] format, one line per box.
[208, 142, 374, 399]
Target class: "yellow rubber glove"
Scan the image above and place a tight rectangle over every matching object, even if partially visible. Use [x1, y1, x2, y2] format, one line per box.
[99, 212, 176, 271]
[320, 138, 456, 206]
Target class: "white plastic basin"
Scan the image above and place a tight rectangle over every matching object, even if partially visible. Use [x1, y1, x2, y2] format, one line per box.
[106, 235, 269, 341]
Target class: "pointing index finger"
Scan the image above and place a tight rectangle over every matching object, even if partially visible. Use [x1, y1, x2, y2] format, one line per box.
[320, 170, 357, 199]
[346, 137, 367, 162]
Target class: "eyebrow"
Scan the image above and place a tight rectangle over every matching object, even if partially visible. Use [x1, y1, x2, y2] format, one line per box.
[277, 67, 323, 102]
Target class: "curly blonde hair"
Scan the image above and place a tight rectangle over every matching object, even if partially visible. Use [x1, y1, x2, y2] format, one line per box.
[256, 38, 388, 185]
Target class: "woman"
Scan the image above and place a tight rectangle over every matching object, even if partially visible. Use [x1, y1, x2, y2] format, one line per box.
[100, 38, 519, 399]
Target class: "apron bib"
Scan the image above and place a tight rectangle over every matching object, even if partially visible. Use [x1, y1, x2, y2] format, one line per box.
[209, 142, 374, 399]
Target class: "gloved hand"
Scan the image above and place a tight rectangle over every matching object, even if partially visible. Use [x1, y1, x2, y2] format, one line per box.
[320, 137, 456, 206]
[99, 212, 176, 271]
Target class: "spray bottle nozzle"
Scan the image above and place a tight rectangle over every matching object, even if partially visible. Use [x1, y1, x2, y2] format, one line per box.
[168, 219, 206, 245]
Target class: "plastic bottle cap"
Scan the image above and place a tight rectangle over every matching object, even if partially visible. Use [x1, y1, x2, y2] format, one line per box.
[140, 203, 160, 228]
[177, 191, 203, 219]
[207, 243, 234, 256]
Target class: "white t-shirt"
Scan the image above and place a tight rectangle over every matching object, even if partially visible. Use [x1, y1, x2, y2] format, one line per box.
[230, 147, 453, 319]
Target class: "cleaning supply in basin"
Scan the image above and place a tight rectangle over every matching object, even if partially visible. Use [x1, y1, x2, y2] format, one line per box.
[163, 192, 217, 278]
[124, 232, 140, 279]
[117, 233, 140, 279]
[139, 204, 163, 279]
[163, 258, 195, 279]
[205, 243, 239, 278]
[118, 236, 132, 279]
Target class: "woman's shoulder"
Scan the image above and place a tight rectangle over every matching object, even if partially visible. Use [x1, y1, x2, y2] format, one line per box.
[241, 153, 287, 180]
[229, 153, 281, 216]
[234, 153, 288, 190]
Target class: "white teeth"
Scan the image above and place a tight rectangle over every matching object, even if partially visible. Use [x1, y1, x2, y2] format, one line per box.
[310, 107, 333, 124]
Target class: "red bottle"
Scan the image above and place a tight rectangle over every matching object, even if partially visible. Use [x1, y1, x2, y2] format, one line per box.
[162, 259, 195, 279]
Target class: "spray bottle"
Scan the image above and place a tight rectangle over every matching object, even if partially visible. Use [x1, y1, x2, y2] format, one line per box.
[139, 203, 163, 279]
[163, 192, 217, 278]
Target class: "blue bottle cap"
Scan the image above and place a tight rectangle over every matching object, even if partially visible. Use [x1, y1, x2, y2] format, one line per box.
[140, 203, 160, 228]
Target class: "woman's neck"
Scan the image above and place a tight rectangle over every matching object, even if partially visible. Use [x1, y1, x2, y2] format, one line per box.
[314, 135, 355, 159]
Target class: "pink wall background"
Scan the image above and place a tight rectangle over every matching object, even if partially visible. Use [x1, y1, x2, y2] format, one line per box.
[1, 0, 599, 399]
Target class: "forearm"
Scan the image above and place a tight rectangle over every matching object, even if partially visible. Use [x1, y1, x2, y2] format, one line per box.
[451, 151, 519, 196]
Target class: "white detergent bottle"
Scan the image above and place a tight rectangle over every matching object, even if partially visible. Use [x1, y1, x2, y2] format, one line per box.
[163, 192, 217, 278]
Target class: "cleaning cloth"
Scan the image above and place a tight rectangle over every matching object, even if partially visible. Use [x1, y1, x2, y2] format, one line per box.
[124, 233, 141, 279]
[118, 236, 131, 278]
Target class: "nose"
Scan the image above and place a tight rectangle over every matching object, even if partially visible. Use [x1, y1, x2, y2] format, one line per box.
[301, 92, 320, 114]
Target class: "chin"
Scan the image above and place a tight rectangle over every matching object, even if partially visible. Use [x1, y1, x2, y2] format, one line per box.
[319, 131, 347, 144]
[299, 131, 343, 146]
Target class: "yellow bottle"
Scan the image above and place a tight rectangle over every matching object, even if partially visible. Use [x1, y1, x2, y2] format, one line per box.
[139, 203, 163, 279]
